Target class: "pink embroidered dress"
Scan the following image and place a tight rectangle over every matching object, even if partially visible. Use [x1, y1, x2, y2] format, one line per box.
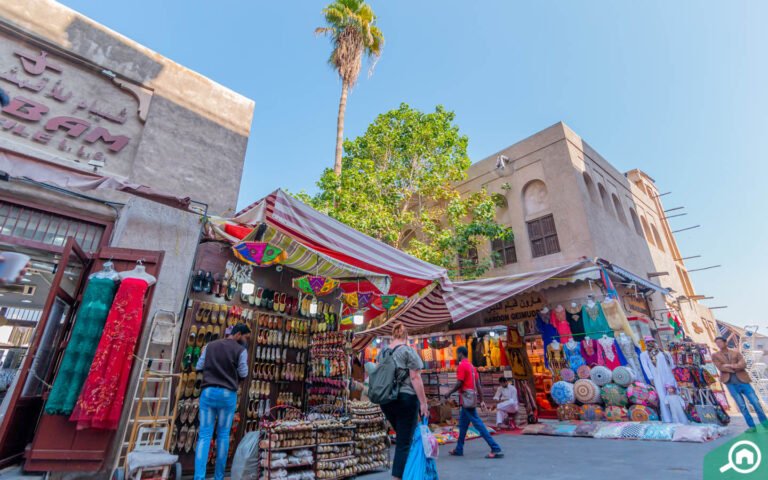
[598, 337, 623, 370]
[580, 337, 604, 367]
[550, 307, 573, 342]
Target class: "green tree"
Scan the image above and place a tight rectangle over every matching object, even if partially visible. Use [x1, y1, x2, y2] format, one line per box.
[316, 0, 384, 177]
[300, 103, 512, 279]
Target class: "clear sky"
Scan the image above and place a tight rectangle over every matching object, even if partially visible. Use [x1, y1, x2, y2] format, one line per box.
[59, 0, 767, 330]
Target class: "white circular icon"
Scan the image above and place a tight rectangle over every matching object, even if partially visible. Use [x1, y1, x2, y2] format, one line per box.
[719, 440, 762, 474]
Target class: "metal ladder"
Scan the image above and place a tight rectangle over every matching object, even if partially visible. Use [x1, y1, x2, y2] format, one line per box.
[114, 309, 180, 476]
[741, 325, 768, 410]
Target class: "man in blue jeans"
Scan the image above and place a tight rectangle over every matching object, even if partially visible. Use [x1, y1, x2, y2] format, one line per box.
[713, 336, 768, 433]
[194, 323, 251, 480]
[445, 346, 503, 458]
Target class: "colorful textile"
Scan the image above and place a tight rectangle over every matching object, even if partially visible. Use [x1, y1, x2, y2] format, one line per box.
[574, 379, 601, 404]
[580, 338, 604, 366]
[642, 423, 675, 441]
[574, 422, 601, 437]
[557, 404, 580, 421]
[594, 423, 630, 439]
[70, 278, 148, 430]
[45, 277, 117, 415]
[628, 405, 659, 422]
[620, 423, 648, 439]
[550, 308, 572, 342]
[590, 366, 613, 387]
[340, 290, 376, 310]
[232, 241, 286, 267]
[379, 294, 407, 312]
[605, 406, 629, 422]
[612, 366, 635, 387]
[551, 423, 579, 437]
[580, 405, 606, 422]
[582, 303, 613, 337]
[559, 368, 576, 383]
[292, 274, 340, 297]
[550, 381, 575, 405]
[627, 381, 659, 408]
[576, 365, 591, 379]
[565, 341, 587, 370]
[601, 384, 628, 407]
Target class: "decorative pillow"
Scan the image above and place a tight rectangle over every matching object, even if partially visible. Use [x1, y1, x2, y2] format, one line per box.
[574, 423, 601, 437]
[559, 368, 576, 383]
[574, 379, 601, 404]
[552, 423, 579, 437]
[550, 381, 575, 405]
[620, 423, 648, 439]
[579, 404, 606, 422]
[577, 365, 592, 379]
[593, 423, 629, 439]
[590, 366, 613, 386]
[605, 406, 629, 422]
[642, 423, 675, 441]
[601, 383, 629, 407]
[672, 425, 710, 443]
[557, 404, 580, 421]
[522, 424, 548, 435]
[628, 405, 659, 422]
[612, 366, 635, 387]
[627, 382, 659, 407]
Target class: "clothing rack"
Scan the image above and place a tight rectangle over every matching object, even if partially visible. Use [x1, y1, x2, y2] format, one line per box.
[547, 330, 620, 340]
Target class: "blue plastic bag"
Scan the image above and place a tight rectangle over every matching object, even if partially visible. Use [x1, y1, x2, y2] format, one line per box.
[403, 417, 439, 480]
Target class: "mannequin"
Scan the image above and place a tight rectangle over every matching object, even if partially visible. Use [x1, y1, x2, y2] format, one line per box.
[617, 332, 643, 380]
[601, 297, 637, 342]
[565, 302, 585, 339]
[639, 336, 677, 423]
[119, 261, 157, 285]
[550, 305, 572, 342]
[546, 339, 567, 373]
[563, 337, 586, 370]
[90, 260, 119, 280]
[585, 296, 596, 308]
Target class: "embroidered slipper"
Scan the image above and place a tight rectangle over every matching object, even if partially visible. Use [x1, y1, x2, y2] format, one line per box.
[184, 426, 196, 453]
[486, 452, 504, 459]
[193, 373, 203, 397]
[226, 280, 237, 301]
[177, 425, 189, 452]
[255, 287, 263, 307]
[187, 325, 197, 346]
[449, 450, 463, 456]
[183, 374, 195, 398]
[213, 274, 222, 298]
[192, 270, 204, 293]
[189, 399, 199, 424]
[202, 272, 213, 295]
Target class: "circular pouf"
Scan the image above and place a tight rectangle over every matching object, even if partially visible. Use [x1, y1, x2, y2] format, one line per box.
[557, 403, 580, 421]
[577, 365, 592, 379]
[628, 405, 660, 422]
[551, 381, 575, 405]
[612, 366, 635, 387]
[590, 366, 613, 386]
[574, 379, 601, 404]
[559, 368, 576, 383]
[601, 383, 629, 407]
[627, 381, 659, 407]
[605, 406, 629, 422]
[580, 404, 606, 421]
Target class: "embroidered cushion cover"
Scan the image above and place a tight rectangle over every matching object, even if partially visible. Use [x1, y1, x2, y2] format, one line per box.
[574, 379, 601, 404]
[601, 383, 629, 407]
[550, 381, 575, 405]
[590, 366, 613, 386]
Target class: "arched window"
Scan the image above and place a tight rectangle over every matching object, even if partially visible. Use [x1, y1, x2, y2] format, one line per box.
[522, 180, 549, 217]
[582, 172, 598, 203]
[612, 194, 628, 225]
[641, 216, 654, 246]
[629, 208, 643, 237]
[598, 183, 613, 216]
[651, 224, 665, 251]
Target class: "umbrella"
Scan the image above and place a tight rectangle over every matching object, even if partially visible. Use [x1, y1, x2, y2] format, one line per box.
[292, 274, 340, 297]
[232, 241, 286, 267]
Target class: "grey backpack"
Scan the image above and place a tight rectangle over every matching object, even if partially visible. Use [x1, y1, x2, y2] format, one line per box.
[368, 345, 408, 405]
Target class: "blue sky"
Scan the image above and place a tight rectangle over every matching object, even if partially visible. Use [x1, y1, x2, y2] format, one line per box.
[60, 0, 767, 329]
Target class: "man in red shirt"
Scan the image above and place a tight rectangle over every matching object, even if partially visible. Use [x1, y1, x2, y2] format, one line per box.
[445, 346, 503, 458]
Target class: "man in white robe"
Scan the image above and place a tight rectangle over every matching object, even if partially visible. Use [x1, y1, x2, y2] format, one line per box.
[639, 336, 678, 423]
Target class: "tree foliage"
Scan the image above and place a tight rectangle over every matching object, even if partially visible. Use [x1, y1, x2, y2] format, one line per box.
[298, 103, 512, 279]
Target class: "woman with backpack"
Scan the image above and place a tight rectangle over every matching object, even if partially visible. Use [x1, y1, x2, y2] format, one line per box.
[376, 322, 429, 480]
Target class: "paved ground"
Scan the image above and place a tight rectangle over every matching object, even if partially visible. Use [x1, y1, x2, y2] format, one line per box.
[361, 426, 742, 480]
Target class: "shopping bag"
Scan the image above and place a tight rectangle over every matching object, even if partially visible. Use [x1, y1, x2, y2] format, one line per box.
[230, 431, 260, 480]
[694, 390, 719, 425]
[419, 417, 439, 459]
[403, 417, 439, 480]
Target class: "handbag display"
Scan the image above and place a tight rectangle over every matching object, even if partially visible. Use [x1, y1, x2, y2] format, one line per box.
[672, 366, 692, 384]
[694, 390, 719, 425]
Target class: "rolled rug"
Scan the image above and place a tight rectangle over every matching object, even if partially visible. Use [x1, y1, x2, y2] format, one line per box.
[577, 365, 591, 379]
[579, 404, 606, 422]
[550, 381, 575, 405]
[627, 381, 659, 407]
[574, 379, 601, 404]
[557, 403, 580, 421]
[612, 366, 635, 387]
[605, 406, 629, 422]
[628, 405, 660, 422]
[600, 383, 629, 407]
[590, 366, 613, 386]
[559, 368, 576, 383]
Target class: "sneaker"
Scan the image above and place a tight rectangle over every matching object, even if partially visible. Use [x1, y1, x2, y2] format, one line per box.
[746, 427, 757, 433]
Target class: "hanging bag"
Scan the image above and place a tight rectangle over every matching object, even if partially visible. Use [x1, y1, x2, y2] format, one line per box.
[420, 416, 440, 459]
[703, 389, 731, 425]
[460, 365, 481, 409]
[694, 390, 719, 425]
[672, 366, 693, 384]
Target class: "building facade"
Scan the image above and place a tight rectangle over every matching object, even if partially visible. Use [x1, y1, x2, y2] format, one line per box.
[0, 0, 254, 473]
[457, 122, 719, 346]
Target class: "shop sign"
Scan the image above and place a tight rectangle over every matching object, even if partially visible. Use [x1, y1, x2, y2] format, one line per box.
[0, 33, 143, 177]
[622, 294, 651, 317]
[485, 291, 546, 326]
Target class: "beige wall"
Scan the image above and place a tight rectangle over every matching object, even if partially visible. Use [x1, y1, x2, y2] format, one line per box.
[461, 121, 718, 345]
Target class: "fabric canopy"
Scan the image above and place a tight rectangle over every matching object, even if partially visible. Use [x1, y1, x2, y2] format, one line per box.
[0, 149, 191, 210]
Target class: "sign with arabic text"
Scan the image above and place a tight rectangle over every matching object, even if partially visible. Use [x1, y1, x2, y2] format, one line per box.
[0, 32, 144, 177]
[484, 291, 547, 326]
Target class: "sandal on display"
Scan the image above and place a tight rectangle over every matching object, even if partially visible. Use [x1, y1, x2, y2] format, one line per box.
[193, 373, 203, 397]
[189, 399, 199, 423]
[192, 270, 204, 293]
[184, 426, 196, 453]
[203, 325, 213, 344]
[226, 280, 237, 301]
[203, 272, 213, 295]
[177, 425, 189, 452]
[183, 374, 195, 398]
[213, 274, 222, 298]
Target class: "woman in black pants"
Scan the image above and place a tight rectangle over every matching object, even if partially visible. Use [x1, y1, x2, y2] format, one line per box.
[378, 321, 430, 479]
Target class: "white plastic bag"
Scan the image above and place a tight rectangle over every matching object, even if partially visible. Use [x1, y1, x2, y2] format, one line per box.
[420, 419, 439, 460]
[231, 431, 261, 480]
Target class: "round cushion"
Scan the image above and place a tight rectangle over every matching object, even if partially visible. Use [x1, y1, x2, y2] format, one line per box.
[628, 405, 660, 422]
[557, 403, 580, 421]
[559, 368, 576, 383]
[590, 366, 613, 386]
[600, 383, 629, 407]
[579, 404, 606, 422]
[627, 381, 659, 407]
[605, 406, 629, 422]
[573, 379, 601, 404]
[612, 366, 635, 387]
[550, 381, 575, 405]
[577, 365, 591, 379]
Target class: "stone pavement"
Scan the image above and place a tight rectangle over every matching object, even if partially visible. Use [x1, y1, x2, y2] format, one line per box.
[361, 427, 742, 480]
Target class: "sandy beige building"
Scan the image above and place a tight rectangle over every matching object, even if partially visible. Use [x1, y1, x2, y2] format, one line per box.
[457, 122, 719, 346]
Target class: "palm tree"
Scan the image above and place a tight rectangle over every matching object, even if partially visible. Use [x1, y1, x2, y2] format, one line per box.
[316, 0, 384, 177]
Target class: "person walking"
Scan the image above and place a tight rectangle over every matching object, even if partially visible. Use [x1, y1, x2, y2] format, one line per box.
[445, 346, 504, 458]
[493, 377, 518, 430]
[376, 322, 429, 480]
[713, 336, 768, 432]
[194, 323, 251, 480]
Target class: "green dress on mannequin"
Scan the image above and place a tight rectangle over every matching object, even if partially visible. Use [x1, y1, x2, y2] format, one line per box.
[44, 276, 117, 415]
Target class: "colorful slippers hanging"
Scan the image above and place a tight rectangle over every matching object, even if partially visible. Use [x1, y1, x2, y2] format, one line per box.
[232, 241, 286, 267]
[292, 274, 340, 297]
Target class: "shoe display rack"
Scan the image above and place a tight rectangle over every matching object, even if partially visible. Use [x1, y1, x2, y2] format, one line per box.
[308, 332, 353, 410]
[349, 401, 390, 475]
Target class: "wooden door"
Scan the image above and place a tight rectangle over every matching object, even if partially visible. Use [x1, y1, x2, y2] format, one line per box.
[23, 246, 163, 473]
